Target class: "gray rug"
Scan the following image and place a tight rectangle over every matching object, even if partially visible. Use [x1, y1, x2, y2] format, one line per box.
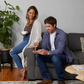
[0, 80, 84, 84]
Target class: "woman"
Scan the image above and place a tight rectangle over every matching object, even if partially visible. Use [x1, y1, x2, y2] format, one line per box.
[9, 6, 42, 80]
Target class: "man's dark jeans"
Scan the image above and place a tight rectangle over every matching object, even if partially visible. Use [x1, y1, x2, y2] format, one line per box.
[35, 54, 67, 82]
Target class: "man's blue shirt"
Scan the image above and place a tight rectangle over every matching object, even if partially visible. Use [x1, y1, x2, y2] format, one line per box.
[42, 27, 73, 63]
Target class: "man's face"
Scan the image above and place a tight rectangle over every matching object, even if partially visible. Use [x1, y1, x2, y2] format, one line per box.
[45, 23, 56, 33]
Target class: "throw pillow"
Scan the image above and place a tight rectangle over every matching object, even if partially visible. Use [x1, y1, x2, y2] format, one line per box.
[80, 37, 84, 52]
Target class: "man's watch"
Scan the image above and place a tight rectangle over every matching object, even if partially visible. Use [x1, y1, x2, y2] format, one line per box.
[47, 51, 50, 55]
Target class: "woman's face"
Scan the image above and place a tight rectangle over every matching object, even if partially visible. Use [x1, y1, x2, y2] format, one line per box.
[28, 9, 35, 20]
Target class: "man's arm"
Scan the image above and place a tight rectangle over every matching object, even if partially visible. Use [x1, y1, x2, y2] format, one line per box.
[42, 33, 47, 50]
[50, 32, 66, 55]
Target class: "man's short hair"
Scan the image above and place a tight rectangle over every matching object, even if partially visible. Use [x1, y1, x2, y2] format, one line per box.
[44, 16, 57, 26]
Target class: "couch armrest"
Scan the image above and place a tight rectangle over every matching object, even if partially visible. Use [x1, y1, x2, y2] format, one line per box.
[24, 48, 35, 80]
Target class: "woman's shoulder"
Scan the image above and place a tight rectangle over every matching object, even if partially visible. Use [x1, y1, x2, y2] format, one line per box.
[34, 19, 41, 24]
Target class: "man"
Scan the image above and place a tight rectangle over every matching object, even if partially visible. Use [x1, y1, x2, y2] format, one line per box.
[33, 16, 73, 84]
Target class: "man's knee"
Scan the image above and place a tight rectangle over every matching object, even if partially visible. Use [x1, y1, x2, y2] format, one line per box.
[52, 55, 61, 63]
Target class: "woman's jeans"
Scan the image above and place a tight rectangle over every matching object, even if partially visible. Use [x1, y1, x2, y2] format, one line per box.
[35, 54, 67, 82]
[9, 35, 30, 69]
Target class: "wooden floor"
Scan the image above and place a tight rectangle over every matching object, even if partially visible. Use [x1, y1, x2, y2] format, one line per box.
[0, 67, 28, 81]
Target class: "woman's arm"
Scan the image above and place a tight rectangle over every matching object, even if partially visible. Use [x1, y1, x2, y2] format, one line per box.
[33, 19, 42, 46]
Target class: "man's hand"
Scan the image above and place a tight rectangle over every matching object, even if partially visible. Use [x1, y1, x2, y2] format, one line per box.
[33, 49, 49, 55]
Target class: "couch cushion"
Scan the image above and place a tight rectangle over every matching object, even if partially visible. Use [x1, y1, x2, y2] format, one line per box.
[68, 33, 84, 51]
[73, 51, 84, 64]
[69, 50, 79, 64]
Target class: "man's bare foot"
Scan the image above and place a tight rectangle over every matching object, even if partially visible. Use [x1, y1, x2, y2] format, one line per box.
[20, 68, 26, 80]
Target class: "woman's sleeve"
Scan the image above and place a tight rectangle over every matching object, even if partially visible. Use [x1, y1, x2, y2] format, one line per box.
[34, 19, 42, 43]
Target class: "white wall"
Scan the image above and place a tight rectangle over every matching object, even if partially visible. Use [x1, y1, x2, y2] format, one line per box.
[0, 0, 84, 67]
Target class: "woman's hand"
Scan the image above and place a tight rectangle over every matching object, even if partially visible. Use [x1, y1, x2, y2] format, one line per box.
[33, 42, 39, 47]
[20, 31, 25, 36]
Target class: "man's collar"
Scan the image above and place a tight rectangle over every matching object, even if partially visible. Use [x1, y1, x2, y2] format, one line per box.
[56, 27, 59, 34]
[45, 27, 59, 35]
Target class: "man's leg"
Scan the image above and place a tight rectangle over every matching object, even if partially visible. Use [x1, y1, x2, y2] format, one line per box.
[35, 54, 66, 84]
[52, 54, 67, 83]
[35, 54, 52, 79]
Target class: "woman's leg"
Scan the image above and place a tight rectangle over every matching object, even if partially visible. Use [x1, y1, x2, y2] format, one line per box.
[9, 35, 30, 79]
[9, 35, 30, 69]
[9, 41, 28, 69]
